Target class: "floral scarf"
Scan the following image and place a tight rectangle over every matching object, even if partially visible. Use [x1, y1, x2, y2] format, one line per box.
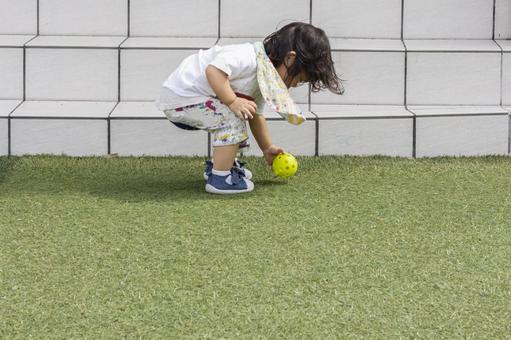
[253, 41, 306, 125]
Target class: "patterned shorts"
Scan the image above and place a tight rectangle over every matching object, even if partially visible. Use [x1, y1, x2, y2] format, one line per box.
[164, 97, 250, 150]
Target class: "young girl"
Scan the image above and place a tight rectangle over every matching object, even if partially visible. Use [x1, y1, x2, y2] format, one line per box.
[155, 22, 344, 195]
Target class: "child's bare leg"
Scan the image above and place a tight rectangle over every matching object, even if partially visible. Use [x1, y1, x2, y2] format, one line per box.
[212, 144, 239, 171]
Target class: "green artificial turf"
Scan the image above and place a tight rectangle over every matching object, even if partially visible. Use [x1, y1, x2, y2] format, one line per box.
[1, 154, 510, 338]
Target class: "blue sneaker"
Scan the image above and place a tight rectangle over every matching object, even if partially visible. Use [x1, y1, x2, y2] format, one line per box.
[205, 167, 255, 194]
[203, 159, 252, 181]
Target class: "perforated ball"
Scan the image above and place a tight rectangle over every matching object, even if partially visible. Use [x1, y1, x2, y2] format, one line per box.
[272, 152, 298, 178]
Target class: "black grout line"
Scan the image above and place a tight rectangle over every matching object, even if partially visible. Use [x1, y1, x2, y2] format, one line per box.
[107, 102, 120, 154]
[127, 0, 131, 37]
[333, 36, 503, 40]
[120, 45, 216, 51]
[403, 44, 408, 108]
[107, 102, 119, 119]
[401, 0, 413, 159]
[412, 115, 416, 158]
[10, 117, 110, 120]
[30, 34, 129, 37]
[401, 50, 501, 54]
[332, 48, 403, 53]
[27, 45, 122, 50]
[400, 103, 506, 108]
[8, 102, 25, 117]
[15, 35, 30, 157]
[104, 114, 511, 120]
[332, 49, 503, 53]
[493, 40, 508, 154]
[18, 40, 503, 54]
[7, 101, 27, 157]
[107, 118, 111, 154]
[21, 30, 39, 104]
[97, 110, 511, 119]
[308, 84, 311, 112]
[24, 46, 483, 52]
[13, 99, 121, 103]
[0, 45, 31, 49]
[118, 36, 129, 49]
[492, 0, 496, 40]
[313, 113, 508, 119]
[110, 117, 167, 120]
[315, 118, 319, 156]
[23, 47, 26, 102]
[404, 42, 414, 157]
[23, 36, 40, 46]
[118, 47, 121, 102]
[7, 116, 11, 157]
[309, 0, 312, 24]
[218, 0, 221, 39]
[401, 0, 404, 40]
[37, 0, 39, 36]
[496, 41, 503, 106]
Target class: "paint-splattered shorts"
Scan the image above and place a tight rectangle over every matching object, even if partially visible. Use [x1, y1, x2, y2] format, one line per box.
[163, 97, 250, 150]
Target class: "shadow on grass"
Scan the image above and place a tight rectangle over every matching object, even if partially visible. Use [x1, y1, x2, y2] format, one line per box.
[87, 178, 212, 202]
[85, 178, 288, 202]
[1, 155, 289, 202]
[0, 156, 20, 185]
[4, 153, 511, 202]
[84, 172, 289, 202]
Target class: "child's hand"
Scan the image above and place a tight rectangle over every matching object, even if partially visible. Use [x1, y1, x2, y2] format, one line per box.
[228, 97, 257, 120]
[263, 144, 285, 166]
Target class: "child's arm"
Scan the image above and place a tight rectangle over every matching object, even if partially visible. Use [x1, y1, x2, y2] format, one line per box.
[249, 114, 285, 165]
[206, 64, 285, 165]
[205, 65, 257, 120]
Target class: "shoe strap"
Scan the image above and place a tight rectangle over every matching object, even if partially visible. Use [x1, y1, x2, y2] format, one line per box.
[235, 160, 247, 168]
[204, 160, 213, 177]
[230, 167, 246, 185]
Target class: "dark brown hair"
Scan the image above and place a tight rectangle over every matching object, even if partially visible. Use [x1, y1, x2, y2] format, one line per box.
[263, 22, 345, 94]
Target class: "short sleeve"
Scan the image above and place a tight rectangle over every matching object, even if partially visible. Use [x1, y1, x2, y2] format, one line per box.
[208, 44, 256, 80]
[253, 89, 266, 115]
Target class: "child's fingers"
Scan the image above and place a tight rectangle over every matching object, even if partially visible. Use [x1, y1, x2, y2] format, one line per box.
[241, 106, 254, 118]
[241, 102, 256, 114]
[240, 98, 257, 111]
[243, 109, 253, 119]
[239, 109, 252, 120]
[235, 110, 245, 120]
[247, 100, 257, 110]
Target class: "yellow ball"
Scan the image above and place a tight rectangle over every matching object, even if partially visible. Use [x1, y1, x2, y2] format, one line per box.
[272, 152, 298, 178]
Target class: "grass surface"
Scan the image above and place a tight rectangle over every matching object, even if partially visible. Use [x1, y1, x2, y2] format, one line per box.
[1, 154, 510, 338]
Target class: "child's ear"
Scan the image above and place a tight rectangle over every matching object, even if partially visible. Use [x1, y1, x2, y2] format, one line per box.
[284, 51, 297, 67]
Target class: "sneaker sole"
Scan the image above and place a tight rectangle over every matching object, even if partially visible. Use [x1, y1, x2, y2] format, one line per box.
[205, 182, 254, 195]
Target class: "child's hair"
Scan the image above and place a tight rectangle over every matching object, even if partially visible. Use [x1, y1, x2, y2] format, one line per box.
[263, 22, 345, 95]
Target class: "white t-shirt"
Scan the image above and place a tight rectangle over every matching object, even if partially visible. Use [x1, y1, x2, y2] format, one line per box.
[155, 42, 264, 113]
